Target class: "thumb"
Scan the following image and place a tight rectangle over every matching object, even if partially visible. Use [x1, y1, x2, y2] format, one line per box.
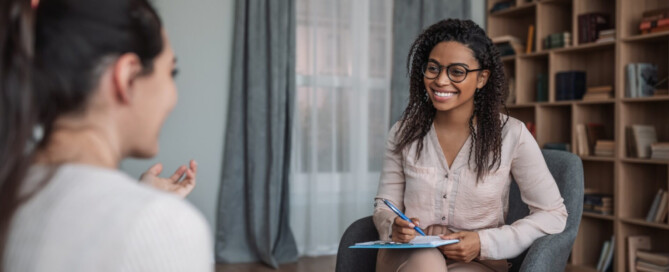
[410, 217, 421, 227]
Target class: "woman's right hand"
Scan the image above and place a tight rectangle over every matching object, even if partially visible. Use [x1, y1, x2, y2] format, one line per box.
[391, 216, 421, 243]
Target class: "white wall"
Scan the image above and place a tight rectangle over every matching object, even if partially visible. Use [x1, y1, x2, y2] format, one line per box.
[120, 0, 235, 235]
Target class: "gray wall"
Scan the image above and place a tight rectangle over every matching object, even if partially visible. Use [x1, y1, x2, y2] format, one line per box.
[470, 0, 486, 29]
[120, 0, 235, 235]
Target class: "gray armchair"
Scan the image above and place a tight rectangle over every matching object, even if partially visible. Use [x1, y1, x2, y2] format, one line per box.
[336, 149, 584, 272]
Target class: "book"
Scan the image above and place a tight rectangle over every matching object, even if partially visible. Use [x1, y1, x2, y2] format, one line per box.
[493, 35, 524, 57]
[636, 260, 669, 272]
[647, 189, 665, 222]
[526, 24, 534, 53]
[556, 71, 586, 101]
[595, 140, 615, 157]
[637, 63, 659, 97]
[490, 0, 515, 13]
[596, 240, 611, 271]
[642, 8, 669, 22]
[602, 236, 615, 272]
[637, 251, 669, 266]
[628, 236, 651, 272]
[350, 236, 459, 249]
[576, 124, 589, 156]
[654, 191, 668, 223]
[578, 13, 611, 44]
[651, 143, 669, 160]
[631, 125, 658, 158]
[586, 123, 606, 155]
[627, 63, 638, 98]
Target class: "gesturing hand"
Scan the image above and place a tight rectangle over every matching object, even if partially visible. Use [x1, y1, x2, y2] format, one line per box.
[391, 216, 421, 243]
[140, 160, 198, 198]
[438, 231, 481, 262]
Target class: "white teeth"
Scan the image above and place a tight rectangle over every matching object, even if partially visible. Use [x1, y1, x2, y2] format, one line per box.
[435, 92, 455, 97]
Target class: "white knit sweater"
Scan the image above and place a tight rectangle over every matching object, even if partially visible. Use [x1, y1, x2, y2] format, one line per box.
[4, 164, 213, 272]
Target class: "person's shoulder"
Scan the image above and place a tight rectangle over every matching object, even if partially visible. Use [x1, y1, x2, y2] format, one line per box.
[500, 113, 525, 139]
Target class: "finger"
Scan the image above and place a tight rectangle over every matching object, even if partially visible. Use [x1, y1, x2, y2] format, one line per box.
[169, 165, 187, 182]
[148, 163, 163, 176]
[440, 234, 461, 241]
[182, 169, 196, 187]
[189, 160, 198, 174]
[397, 227, 415, 236]
[410, 217, 420, 227]
[394, 217, 415, 228]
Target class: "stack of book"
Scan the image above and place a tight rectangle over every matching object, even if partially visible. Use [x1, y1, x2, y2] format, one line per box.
[626, 63, 659, 98]
[645, 189, 668, 223]
[536, 73, 548, 102]
[596, 236, 615, 272]
[596, 29, 615, 43]
[636, 250, 669, 272]
[651, 143, 669, 160]
[543, 32, 571, 49]
[555, 71, 586, 101]
[576, 123, 610, 156]
[584, 192, 613, 215]
[639, 8, 669, 35]
[583, 85, 613, 101]
[492, 36, 524, 57]
[578, 13, 611, 44]
[490, 0, 515, 13]
[626, 125, 658, 158]
[594, 140, 615, 157]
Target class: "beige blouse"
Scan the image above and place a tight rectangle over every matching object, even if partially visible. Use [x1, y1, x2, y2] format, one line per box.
[373, 116, 567, 260]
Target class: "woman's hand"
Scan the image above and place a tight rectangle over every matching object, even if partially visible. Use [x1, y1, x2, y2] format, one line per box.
[140, 160, 198, 198]
[391, 217, 421, 243]
[438, 231, 481, 262]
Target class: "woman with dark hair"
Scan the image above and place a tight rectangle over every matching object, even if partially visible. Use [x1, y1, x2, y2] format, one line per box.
[373, 19, 567, 271]
[0, 0, 211, 271]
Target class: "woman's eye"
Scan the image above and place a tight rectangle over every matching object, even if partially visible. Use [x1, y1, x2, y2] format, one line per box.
[450, 69, 465, 75]
[427, 66, 439, 72]
[171, 68, 179, 78]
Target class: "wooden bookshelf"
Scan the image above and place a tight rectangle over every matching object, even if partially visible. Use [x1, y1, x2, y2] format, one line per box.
[487, 0, 669, 271]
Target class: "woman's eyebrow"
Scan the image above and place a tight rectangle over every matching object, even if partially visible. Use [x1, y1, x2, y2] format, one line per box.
[428, 58, 470, 68]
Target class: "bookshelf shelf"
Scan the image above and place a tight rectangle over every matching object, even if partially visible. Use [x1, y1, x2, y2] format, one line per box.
[582, 211, 615, 221]
[519, 51, 549, 58]
[622, 31, 669, 43]
[575, 99, 615, 105]
[620, 218, 669, 231]
[501, 55, 516, 62]
[488, 0, 669, 270]
[621, 96, 669, 103]
[581, 156, 615, 162]
[620, 158, 669, 165]
[551, 40, 615, 54]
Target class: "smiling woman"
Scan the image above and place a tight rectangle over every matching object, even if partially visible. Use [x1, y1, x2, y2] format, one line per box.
[372, 19, 568, 272]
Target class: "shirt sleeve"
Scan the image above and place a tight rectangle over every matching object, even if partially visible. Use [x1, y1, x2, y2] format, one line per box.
[477, 123, 568, 260]
[373, 123, 404, 241]
[119, 196, 214, 271]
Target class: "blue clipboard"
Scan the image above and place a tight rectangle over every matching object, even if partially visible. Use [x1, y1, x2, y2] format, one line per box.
[350, 237, 459, 249]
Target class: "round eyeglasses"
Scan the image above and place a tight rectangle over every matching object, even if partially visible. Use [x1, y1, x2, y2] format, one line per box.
[422, 61, 485, 83]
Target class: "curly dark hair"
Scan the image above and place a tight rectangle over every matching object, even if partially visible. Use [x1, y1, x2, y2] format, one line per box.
[393, 19, 508, 181]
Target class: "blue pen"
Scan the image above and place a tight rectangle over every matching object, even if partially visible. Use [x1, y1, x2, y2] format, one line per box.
[382, 199, 426, 236]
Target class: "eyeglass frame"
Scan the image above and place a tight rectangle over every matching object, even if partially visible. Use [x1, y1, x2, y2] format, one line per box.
[422, 60, 486, 83]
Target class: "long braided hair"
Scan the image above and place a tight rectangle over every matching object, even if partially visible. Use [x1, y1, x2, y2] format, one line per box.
[394, 19, 508, 181]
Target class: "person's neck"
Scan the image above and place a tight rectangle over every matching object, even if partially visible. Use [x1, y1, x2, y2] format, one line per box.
[35, 120, 122, 169]
[433, 100, 474, 132]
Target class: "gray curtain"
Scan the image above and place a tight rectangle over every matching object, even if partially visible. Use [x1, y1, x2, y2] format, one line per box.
[215, 0, 298, 268]
[389, 0, 471, 125]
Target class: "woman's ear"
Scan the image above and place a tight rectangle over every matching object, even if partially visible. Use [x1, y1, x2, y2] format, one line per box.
[476, 69, 490, 89]
[112, 53, 143, 104]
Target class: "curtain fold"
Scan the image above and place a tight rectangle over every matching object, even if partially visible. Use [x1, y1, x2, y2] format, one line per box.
[389, 0, 471, 125]
[215, 0, 298, 268]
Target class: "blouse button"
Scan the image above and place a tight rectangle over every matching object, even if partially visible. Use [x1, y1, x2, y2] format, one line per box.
[442, 216, 446, 221]
[445, 173, 449, 179]
[442, 194, 447, 199]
